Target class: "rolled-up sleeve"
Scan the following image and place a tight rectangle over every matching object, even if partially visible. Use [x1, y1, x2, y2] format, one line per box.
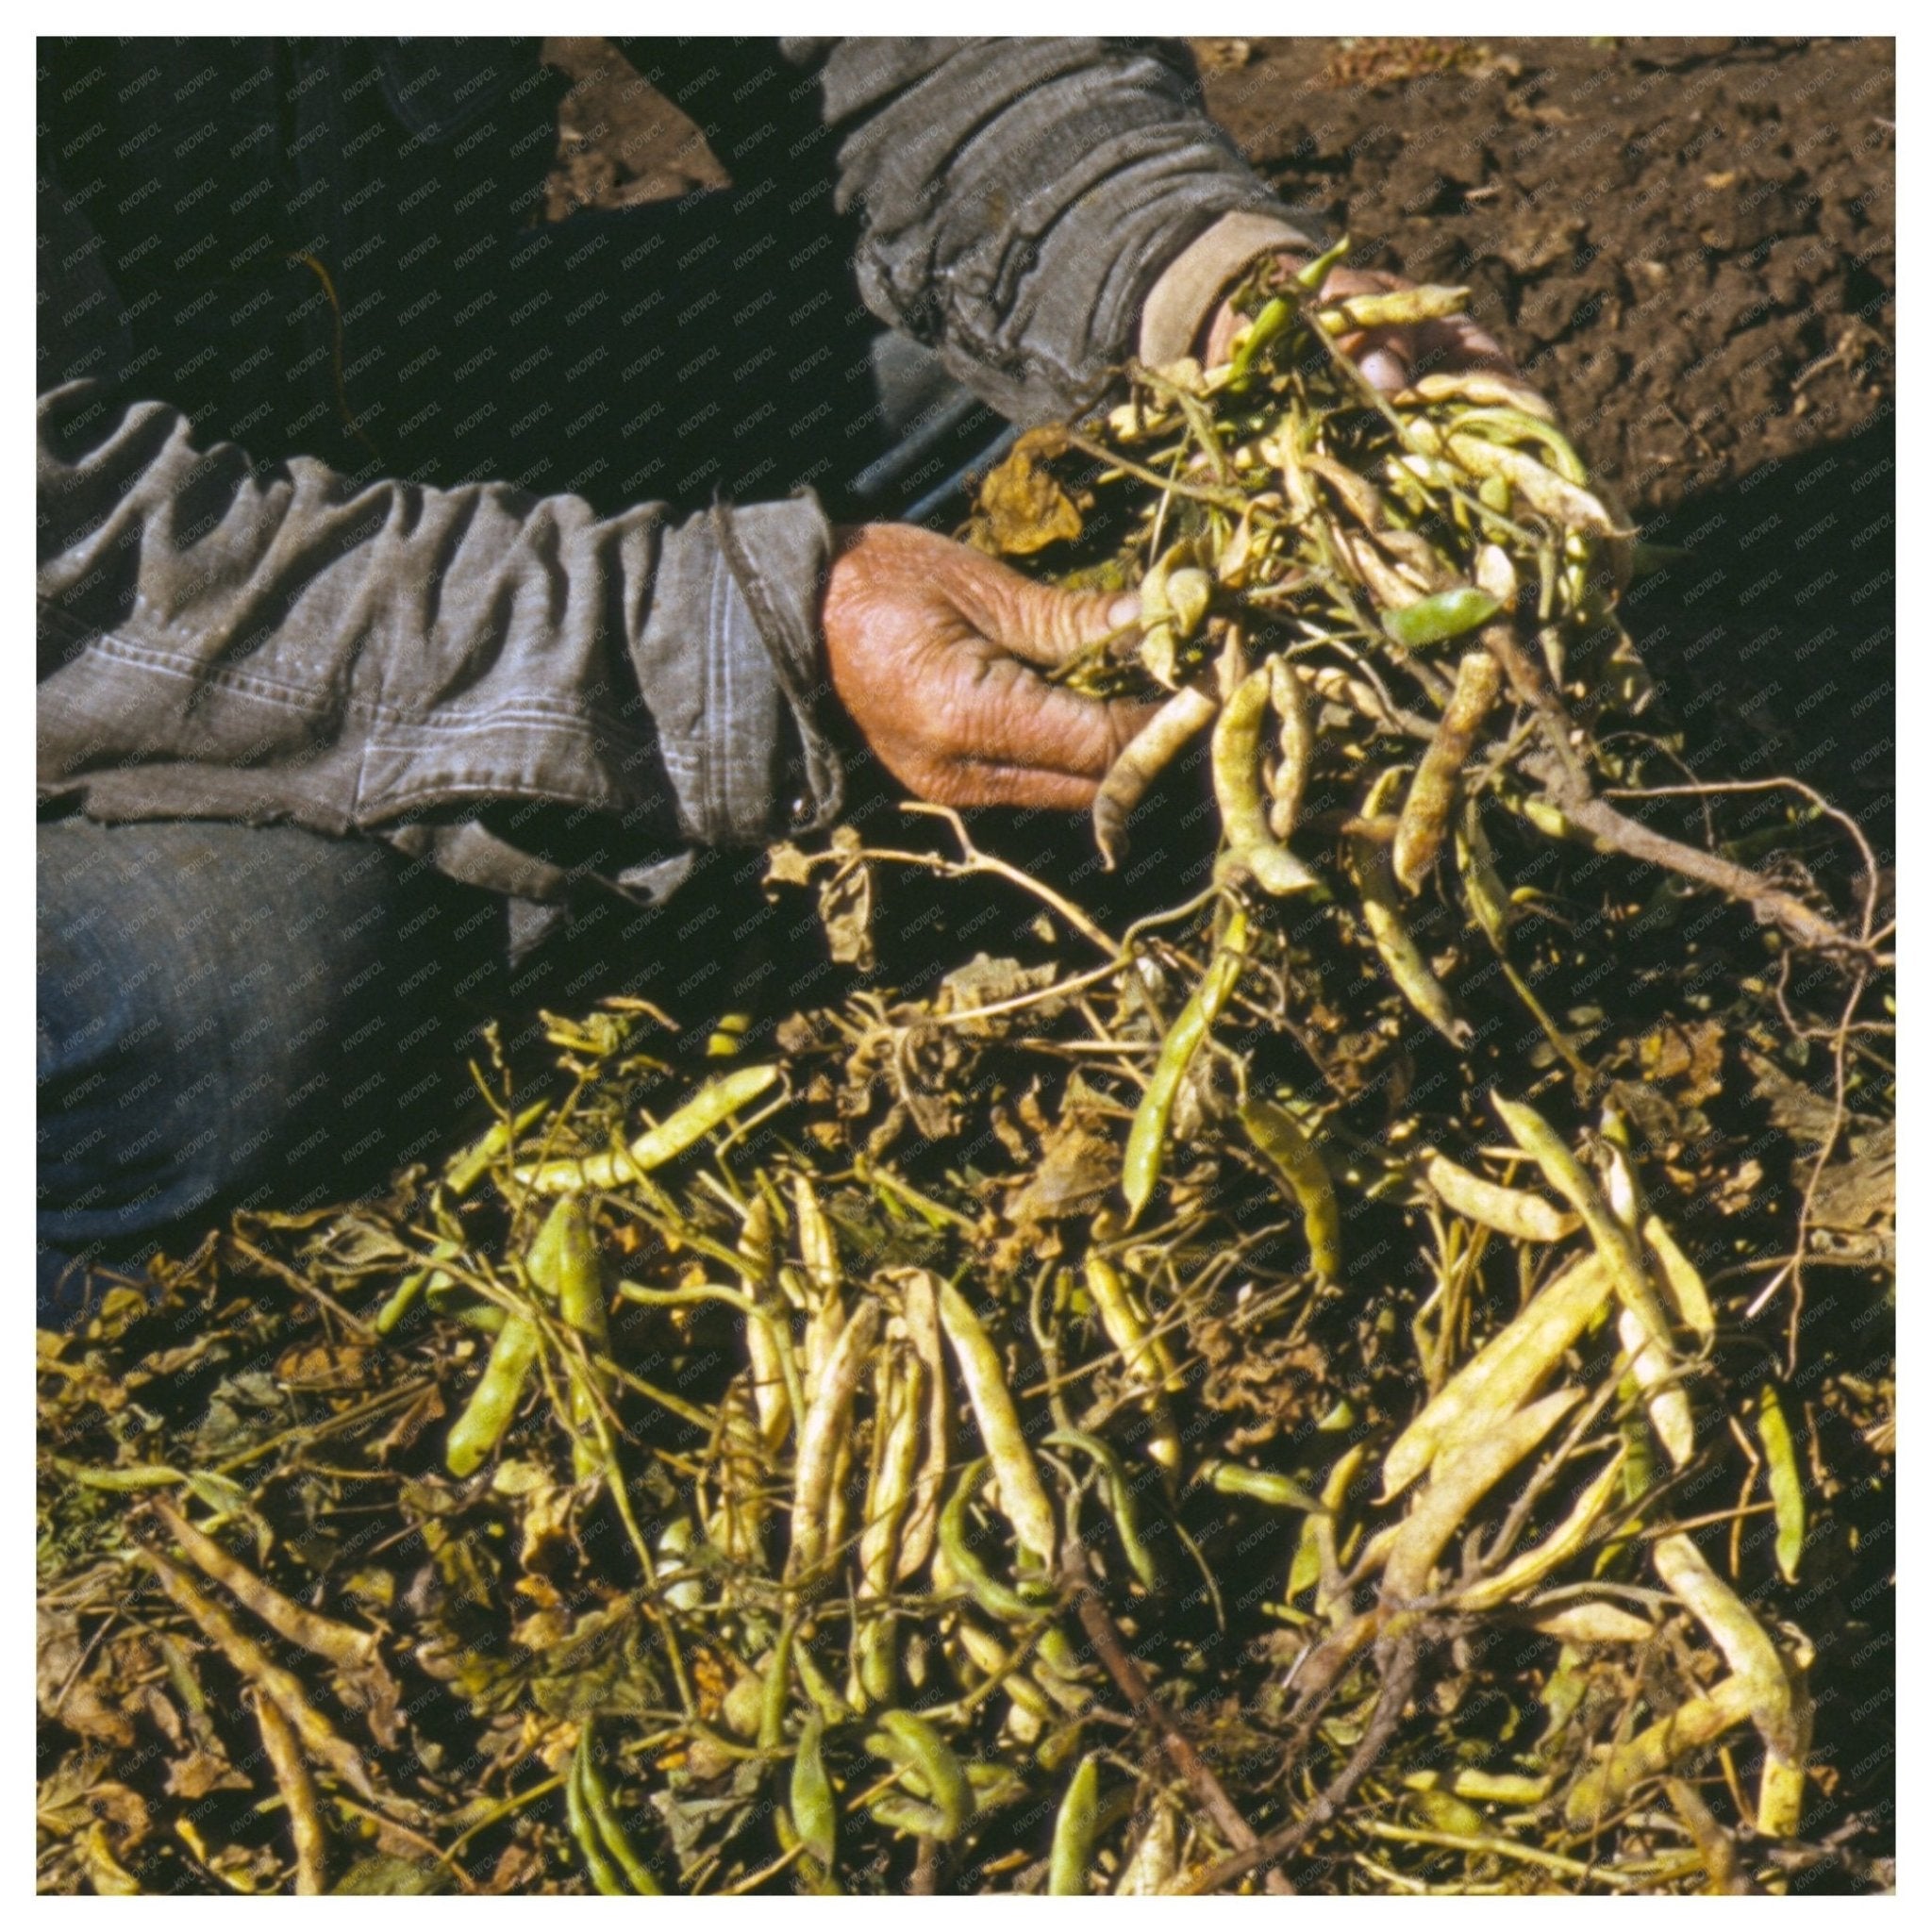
[785, 38, 1327, 424]
[37, 382, 839, 884]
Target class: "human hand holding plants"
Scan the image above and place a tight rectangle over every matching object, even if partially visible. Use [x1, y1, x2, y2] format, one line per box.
[820, 524, 1159, 810]
[1203, 252, 1519, 393]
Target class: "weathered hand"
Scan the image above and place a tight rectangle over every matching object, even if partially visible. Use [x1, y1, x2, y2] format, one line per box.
[1204, 254, 1517, 393]
[820, 524, 1158, 810]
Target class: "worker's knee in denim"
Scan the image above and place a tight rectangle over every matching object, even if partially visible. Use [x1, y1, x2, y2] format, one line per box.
[36, 819, 499, 1323]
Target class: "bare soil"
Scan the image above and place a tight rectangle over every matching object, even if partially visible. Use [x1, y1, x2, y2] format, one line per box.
[544, 36, 1893, 523]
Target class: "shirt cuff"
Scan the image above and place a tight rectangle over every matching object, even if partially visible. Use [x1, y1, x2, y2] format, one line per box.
[1136, 210, 1324, 366]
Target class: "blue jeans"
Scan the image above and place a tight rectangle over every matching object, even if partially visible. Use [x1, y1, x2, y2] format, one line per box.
[36, 819, 513, 1324]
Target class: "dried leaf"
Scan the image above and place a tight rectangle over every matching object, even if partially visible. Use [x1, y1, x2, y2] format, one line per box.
[973, 427, 1083, 555]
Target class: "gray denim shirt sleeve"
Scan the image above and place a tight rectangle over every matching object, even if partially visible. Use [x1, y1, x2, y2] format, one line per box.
[39, 39, 1321, 934]
[37, 158, 840, 929]
[782, 38, 1326, 425]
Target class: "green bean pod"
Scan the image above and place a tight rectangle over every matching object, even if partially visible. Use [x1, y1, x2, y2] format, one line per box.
[445, 1102, 549, 1198]
[1227, 295, 1293, 383]
[865, 1710, 974, 1841]
[939, 1461, 1048, 1622]
[569, 1721, 664, 1894]
[1197, 1457, 1327, 1514]
[527, 1195, 608, 1481]
[1381, 586, 1502, 651]
[444, 1307, 542, 1478]
[1122, 906, 1249, 1228]
[1756, 1383, 1806, 1585]
[1048, 1755, 1102, 1896]
[790, 1712, 838, 1872]
[1043, 1428, 1159, 1591]
[512, 1063, 779, 1193]
[565, 1739, 628, 1896]
[1081, 1255, 1180, 1471]
[1392, 650, 1502, 893]
[1292, 234, 1353, 290]
[375, 1235, 460, 1337]
[1238, 1098, 1343, 1280]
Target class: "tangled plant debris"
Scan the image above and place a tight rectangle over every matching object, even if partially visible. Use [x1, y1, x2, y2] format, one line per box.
[38, 257, 1892, 1896]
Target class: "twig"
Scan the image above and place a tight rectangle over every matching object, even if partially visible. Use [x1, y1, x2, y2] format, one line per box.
[1175, 1625, 1424, 1894]
[1515, 744, 1861, 957]
[1599, 774, 1882, 948]
[1060, 1541, 1289, 1894]
[876, 802, 1122, 958]
[224, 1233, 379, 1341]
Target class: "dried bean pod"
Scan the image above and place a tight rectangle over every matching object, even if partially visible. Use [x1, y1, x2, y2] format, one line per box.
[937, 1283, 1058, 1568]
[1446, 407, 1590, 483]
[1448, 1447, 1626, 1612]
[1651, 1532, 1810, 1836]
[1092, 682, 1219, 870]
[1315, 284, 1473, 330]
[1400, 369, 1557, 421]
[1565, 1674, 1759, 1824]
[1524, 1601, 1656, 1645]
[788, 1300, 880, 1581]
[1212, 668, 1327, 896]
[1442, 431, 1619, 537]
[1264, 656, 1313, 843]
[1491, 1092, 1674, 1359]
[881, 1269, 950, 1583]
[1422, 1151, 1577, 1243]
[1392, 650, 1503, 893]
[858, 1358, 923, 1624]
[1348, 772, 1471, 1047]
[1382, 1387, 1584, 1601]
[1379, 1253, 1611, 1501]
